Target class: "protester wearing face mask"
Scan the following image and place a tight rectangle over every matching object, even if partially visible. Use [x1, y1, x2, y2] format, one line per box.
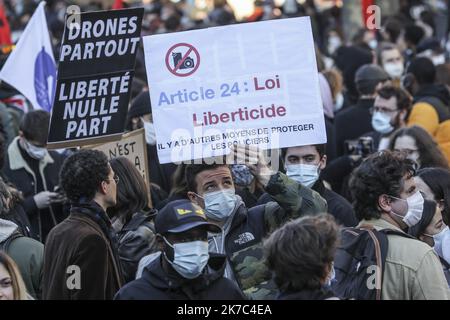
[415, 168, 450, 225]
[408, 200, 450, 286]
[126, 90, 177, 194]
[349, 150, 450, 299]
[334, 64, 391, 157]
[403, 57, 450, 162]
[377, 43, 405, 82]
[184, 145, 327, 299]
[114, 199, 245, 300]
[3, 110, 67, 243]
[363, 86, 411, 151]
[389, 125, 449, 170]
[257, 144, 356, 227]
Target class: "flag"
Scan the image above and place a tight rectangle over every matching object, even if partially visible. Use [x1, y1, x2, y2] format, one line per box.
[362, 0, 375, 29]
[0, 2, 56, 112]
[0, 4, 12, 46]
[112, 0, 124, 10]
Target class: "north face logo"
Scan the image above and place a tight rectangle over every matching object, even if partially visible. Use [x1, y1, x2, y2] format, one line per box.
[234, 232, 255, 245]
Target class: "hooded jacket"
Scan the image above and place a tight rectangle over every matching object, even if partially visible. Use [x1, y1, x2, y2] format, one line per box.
[0, 218, 43, 299]
[114, 253, 245, 300]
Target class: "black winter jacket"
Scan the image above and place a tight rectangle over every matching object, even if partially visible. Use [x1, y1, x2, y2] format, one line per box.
[114, 253, 245, 300]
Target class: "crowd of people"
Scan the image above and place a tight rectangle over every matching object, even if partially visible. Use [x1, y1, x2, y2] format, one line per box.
[1, 0, 450, 301]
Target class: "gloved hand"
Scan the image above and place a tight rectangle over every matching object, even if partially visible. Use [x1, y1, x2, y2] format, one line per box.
[34, 191, 59, 209]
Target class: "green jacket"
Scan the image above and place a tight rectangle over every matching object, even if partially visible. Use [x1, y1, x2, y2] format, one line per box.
[0, 218, 43, 299]
[209, 172, 327, 300]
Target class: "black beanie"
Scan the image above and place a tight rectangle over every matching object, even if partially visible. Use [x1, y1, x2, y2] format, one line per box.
[127, 91, 152, 119]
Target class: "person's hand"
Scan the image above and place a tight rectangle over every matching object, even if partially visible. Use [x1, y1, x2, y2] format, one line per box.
[34, 191, 59, 209]
[228, 144, 274, 187]
[49, 193, 66, 204]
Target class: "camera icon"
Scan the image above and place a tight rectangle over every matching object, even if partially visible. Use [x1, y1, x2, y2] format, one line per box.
[172, 52, 195, 69]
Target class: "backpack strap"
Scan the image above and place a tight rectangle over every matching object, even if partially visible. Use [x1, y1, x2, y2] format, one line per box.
[440, 257, 450, 270]
[0, 230, 23, 254]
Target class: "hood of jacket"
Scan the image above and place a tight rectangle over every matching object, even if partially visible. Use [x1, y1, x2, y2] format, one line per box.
[414, 84, 450, 106]
[0, 218, 18, 243]
[142, 252, 228, 293]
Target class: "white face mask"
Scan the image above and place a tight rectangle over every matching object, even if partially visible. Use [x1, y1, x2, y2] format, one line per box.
[21, 138, 47, 160]
[199, 189, 237, 222]
[286, 164, 320, 188]
[368, 39, 378, 50]
[142, 118, 156, 145]
[431, 55, 446, 66]
[391, 191, 425, 227]
[384, 62, 404, 79]
[163, 238, 209, 279]
[328, 36, 342, 55]
[334, 93, 344, 112]
[371, 111, 394, 134]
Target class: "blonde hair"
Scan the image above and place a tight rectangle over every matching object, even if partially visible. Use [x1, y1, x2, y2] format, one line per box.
[322, 69, 343, 101]
[0, 251, 29, 300]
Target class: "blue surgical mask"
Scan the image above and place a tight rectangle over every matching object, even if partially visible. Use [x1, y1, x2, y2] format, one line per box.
[424, 226, 449, 259]
[21, 138, 47, 160]
[371, 112, 394, 134]
[285, 164, 320, 188]
[163, 238, 209, 279]
[199, 189, 237, 222]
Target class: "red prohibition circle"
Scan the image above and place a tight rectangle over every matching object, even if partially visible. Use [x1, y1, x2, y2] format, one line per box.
[165, 43, 200, 77]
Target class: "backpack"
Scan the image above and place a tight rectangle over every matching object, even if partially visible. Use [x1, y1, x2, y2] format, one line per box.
[0, 230, 23, 253]
[332, 226, 413, 300]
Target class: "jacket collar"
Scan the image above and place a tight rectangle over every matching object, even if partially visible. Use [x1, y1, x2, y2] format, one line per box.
[8, 136, 54, 171]
[358, 218, 405, 233]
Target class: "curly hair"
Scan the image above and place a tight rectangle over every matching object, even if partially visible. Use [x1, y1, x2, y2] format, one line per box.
[388, 126, 449, 170]
[264, 214, 339, 292]
[350, 150, 416, 221]
[59, 149, 110, 203]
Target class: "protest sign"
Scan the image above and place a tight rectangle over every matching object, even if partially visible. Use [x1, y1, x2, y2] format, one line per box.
[143, 17, 327, 164]
[84, 128, 152, 206]
[47, 8, 143, 149]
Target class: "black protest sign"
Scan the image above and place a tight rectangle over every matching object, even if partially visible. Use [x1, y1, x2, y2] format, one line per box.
[58, 8, 144, 78]
[47, 71, 133, 148]
[47, 8, 143, 149]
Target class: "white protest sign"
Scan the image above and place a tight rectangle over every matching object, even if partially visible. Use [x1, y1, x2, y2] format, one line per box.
[143, 17, 326, 164]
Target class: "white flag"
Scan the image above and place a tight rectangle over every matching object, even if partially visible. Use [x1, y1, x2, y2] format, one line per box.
[0, 2, 56, 112]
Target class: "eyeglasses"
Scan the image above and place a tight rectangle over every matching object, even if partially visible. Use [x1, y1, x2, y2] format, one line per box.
[369, 106, 399, 115]
[394, 148, 419, 156]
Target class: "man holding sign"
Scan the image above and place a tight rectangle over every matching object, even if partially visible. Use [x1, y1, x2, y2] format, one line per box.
[184, 145, 327, 299]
